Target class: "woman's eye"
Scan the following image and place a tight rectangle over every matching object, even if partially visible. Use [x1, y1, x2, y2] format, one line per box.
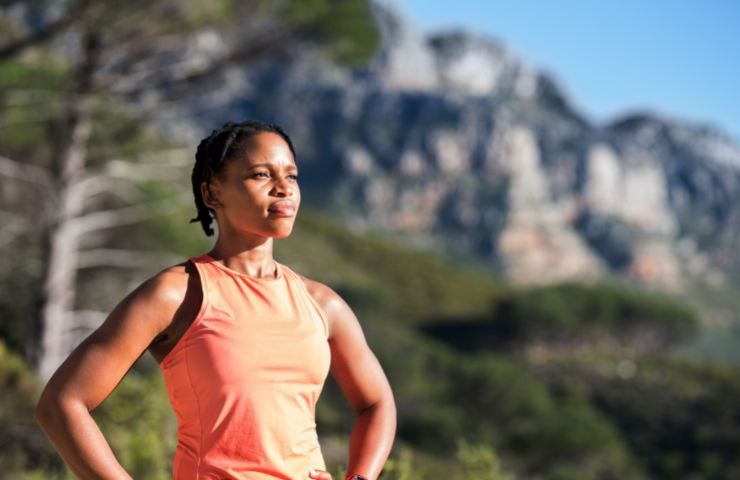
[252, 172, 298, 180]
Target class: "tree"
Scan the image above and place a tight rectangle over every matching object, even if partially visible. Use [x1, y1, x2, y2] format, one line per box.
[0, 0, 380, 380]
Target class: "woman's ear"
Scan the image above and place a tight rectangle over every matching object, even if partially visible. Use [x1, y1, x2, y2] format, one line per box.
[200, 181, 223, 210]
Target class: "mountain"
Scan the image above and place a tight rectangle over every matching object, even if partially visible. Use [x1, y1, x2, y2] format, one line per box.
[150, 3, 740, 296]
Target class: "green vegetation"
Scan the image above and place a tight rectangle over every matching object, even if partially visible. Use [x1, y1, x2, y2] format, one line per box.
[456, 439, 514, 480]
[423, 282, 700, 354]
[531, 354, 740, 479]
[276, 209, 503, 321]
[0, 342, 61, 477]
[93, 366, 177, 480]
[276, 0, 381, 66]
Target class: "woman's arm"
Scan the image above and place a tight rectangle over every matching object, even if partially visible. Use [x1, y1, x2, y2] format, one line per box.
[303, 278, 397, 480]
[35, 266, 188, 479]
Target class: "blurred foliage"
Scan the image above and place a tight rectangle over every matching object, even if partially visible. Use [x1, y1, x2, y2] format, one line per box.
[0, 57, 69, 165]
[456, 438, 514, 480]
[272, 0, 380, 66]
[0, 54, 181, 362]
[276, 209, 503, 322]
[379, 445, 415, 480]
[0, 340, 62, 477]
[92, 362, 177, 480]
[423, 282, 700, 354]
[676, 274, 740, 366]
[532, 354, 740, 480]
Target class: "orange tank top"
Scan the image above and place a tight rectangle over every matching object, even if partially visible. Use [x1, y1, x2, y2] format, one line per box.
[159, 254, 332, 479]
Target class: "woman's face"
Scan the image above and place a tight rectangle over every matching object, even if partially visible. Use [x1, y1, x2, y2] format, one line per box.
[202, 132, 300, 239]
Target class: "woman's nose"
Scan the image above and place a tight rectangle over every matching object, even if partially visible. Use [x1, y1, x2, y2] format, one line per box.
[272, 177, 294, 196]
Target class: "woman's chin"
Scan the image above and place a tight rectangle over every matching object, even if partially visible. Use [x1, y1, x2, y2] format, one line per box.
[269, 225, 295, 238]
[271, 231, 293, 239]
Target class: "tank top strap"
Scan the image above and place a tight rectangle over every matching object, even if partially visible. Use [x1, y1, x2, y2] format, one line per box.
[186, 254, 212, 297]
[279, 264, 331, 339]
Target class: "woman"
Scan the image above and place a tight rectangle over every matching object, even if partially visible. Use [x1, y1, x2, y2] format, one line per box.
[35, 120, 397, 479]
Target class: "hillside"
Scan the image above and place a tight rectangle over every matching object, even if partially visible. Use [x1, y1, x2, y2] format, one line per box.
[5, 205, 740, 479]
[141, 4, 740, 295]
[128, 1, 740, 365]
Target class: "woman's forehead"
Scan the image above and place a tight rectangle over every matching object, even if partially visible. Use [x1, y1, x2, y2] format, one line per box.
[230, 132, 296, 168]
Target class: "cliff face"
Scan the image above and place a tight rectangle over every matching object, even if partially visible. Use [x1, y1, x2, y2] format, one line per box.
[170, 4, 740, 291]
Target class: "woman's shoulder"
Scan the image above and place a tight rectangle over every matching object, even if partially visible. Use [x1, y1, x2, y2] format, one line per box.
[111, 260, 201, 345]
[292, 272, 368, 345]
[292, 272, 355, 319]
[127, 260, 200, 314]
[293, 272, 334, 304]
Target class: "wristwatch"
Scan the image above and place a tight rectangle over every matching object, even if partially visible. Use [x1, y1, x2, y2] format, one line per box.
[345, 476, 368, 480]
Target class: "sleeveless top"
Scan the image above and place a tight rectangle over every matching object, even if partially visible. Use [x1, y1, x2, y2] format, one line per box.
[159, 254, 332, 479]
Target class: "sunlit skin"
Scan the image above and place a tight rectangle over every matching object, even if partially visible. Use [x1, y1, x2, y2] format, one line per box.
[34, 132, 396, 480]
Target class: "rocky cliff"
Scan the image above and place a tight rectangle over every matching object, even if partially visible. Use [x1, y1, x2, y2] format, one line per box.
[163, 3, 740, 292]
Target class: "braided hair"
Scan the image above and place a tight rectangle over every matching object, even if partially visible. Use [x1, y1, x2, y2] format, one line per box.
[190, 119, 297, 236]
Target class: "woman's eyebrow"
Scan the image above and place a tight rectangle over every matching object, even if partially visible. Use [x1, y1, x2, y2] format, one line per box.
[246, 163, 298, 171]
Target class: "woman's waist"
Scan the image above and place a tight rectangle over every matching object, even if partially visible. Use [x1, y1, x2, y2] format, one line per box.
[173, 435, 326, 479]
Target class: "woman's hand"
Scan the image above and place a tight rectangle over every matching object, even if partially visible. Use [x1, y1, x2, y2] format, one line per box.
[308, 468, 333, 479]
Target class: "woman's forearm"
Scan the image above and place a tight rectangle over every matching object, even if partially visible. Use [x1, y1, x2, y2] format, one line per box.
[345, 399, 397, 480]
[35, 399, 132, 480]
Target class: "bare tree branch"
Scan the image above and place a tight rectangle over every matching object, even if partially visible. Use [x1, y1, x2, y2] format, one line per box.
[105, 25, 297, 96]
[105, 150, 191, 178]
[76, 147, 190, 200]
[70, 192, 191, 235]
[75, 175, 131, 202]
[78, 248, 181, 269]
[0, 155, 50, 185]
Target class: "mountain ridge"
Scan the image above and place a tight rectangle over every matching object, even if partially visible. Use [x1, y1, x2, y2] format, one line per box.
[144, 2, 740, 297]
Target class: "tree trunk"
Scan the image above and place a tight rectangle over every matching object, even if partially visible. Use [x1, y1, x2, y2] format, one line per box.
[35, 29, 99, 381]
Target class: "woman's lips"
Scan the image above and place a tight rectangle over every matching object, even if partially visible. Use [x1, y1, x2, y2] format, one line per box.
[268, 205, 296, 216]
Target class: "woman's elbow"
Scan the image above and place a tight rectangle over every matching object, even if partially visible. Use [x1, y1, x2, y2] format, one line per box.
[365, 391, 397, 422]
[34, 390, 59, 429]
[34, 387, 74, 430]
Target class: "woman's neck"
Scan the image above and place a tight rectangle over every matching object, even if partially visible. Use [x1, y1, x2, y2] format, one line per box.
[207, 236, 277, 278]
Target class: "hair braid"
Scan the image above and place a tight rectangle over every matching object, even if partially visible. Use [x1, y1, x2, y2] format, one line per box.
[189, 119, 297, 236]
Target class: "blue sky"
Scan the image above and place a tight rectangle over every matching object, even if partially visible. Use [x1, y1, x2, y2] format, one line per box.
[395, 0, 740, 140]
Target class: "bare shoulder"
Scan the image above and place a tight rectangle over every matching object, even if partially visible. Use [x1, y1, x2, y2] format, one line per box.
[97, 260, 198, 343]
[131, 261, 201, 336]
[294, 272, 364, 341]
[294, 273, 341, 309]
[142, 262, 193, 305]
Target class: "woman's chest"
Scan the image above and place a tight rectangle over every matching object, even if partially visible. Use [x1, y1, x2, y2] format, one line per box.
[184, 297, 331, 387]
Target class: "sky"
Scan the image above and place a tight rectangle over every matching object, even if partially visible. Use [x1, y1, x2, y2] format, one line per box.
[395, 0, 740, 141]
